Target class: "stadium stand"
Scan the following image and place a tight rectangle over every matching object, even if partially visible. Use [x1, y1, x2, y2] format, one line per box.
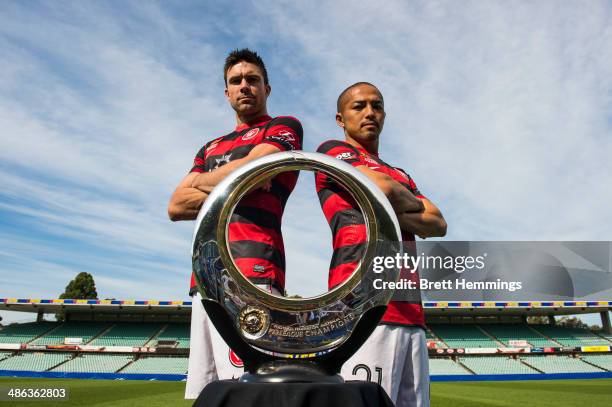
[459, 356, 539, 374]
[580, 354, 612, 371]
[598, 333, 612, 343]
[52, 354, 133, 373]
[0, 351, 13, 361]
[151, 323, 190, 348]
[429, 324, 500, 348]
[531, 325, 611, 347]
[32, 322, 108, 345]
[521, 355, 605, 373]
[428, 358, 472, 375]
[120, 357, 188, 374]
[480, 324, 559, 347]
[0, 322, 57, 343]
[1, 299, 610, 381]
[425, 328, 447, 346]
[90, 323, 163, 347]
[0, 352, 71, 371]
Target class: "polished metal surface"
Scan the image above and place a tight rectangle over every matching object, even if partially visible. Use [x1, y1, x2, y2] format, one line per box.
[192, 151, 401, 356]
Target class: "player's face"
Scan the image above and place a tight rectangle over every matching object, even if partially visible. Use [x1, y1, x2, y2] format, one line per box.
[337, 85, 385, 143]
[225, 61, 271, 119]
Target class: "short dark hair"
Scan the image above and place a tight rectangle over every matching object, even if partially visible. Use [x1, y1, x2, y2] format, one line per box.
[336, 82, 383, 112]
[223, 48, 269, 86]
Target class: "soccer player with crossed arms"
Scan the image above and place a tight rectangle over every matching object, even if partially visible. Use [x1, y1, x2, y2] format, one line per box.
[315, 82, 447, 407]
[168, 49, 302, 399]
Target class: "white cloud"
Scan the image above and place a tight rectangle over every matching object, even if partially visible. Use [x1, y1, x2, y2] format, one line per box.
[253, 0, 612, 240]
[0, 2, 231, 303]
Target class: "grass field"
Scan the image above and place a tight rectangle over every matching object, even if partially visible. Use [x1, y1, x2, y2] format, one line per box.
[0, 377, 610, 406]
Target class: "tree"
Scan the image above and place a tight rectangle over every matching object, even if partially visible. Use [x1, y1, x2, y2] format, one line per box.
[556, 316, 590, 330]
[59, 272, 98, 299]
[56, 272, 98, 322]
[526, 316, 549, 325]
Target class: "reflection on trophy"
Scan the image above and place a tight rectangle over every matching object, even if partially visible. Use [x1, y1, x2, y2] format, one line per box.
[191, 151, 401, 384]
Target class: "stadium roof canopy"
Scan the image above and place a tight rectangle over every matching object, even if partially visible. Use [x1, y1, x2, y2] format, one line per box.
[1, 298, 609, 316]
[0, 298, 191, 315]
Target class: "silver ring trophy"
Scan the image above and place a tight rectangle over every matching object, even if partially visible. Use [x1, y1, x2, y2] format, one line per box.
[191, 151, 402, 383]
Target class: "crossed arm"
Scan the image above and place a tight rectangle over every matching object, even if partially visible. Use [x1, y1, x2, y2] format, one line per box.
[167, 143, 281, 221]
[356, 166, 447, 239]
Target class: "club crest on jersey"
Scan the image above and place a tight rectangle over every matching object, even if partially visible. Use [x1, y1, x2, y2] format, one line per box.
[242, 128, 260, 141]
[229, 349, 244, 368]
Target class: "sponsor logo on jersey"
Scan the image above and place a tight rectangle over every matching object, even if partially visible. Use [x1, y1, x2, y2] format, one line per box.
[276, 130, 295, 142]
[229, 349, 244, 368]
[362, 155, 378, 165]
[253, 264, 265, 273]
[336, 152, 355, 160]
[207, 139, 221, 154]
[213, 153, 232, 169]
[267, 131, 297, 149]
[242, 128, 260, 141]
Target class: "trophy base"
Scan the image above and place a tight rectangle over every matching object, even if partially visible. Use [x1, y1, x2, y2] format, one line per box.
[239, 360, 344, 383]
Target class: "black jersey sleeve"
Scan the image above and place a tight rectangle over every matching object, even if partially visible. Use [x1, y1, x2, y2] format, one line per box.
[395, 167, 423, 197]
[262, 116, 303, 151]
[190, 144, 208, 173]
[316, 140, 362, 166]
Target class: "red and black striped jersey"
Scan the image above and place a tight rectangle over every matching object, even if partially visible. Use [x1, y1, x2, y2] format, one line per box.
[188, 115, 303, 295]
[315, 140, 425, 328]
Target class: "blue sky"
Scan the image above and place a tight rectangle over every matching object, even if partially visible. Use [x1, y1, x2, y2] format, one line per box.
[1, 1, 611, 324]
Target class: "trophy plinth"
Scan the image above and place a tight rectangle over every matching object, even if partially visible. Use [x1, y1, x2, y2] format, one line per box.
[240, 360, 343, 383]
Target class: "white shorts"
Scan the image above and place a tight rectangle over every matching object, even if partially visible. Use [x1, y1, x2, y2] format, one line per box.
[185, 287, 280, 399]
[340, 324, 430, 407]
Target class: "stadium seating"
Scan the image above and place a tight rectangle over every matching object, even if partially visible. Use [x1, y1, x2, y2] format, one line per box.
[425, 328, 445, 345]
[425, 329, 436, 340]
[521, 355, 605, 373]
[90, 323, 163, 347]
[2, 316, 610, 378]
[120, 356, 188, 374]
[429, 324, 500, 348]
[428, 357, 472, 375]
[480, 324, 559, 347]
[580, 354, 612, 371]
[32, 322, 108, 345]
[0, 351, 13, 361]
[459, 356, 539, 374]
[0, 322, 57, 344]
[531, 325, 610, 347]
[52, 354, 133, 373]
[0, 352, 71, 371]
[151, 323, 190, 348]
